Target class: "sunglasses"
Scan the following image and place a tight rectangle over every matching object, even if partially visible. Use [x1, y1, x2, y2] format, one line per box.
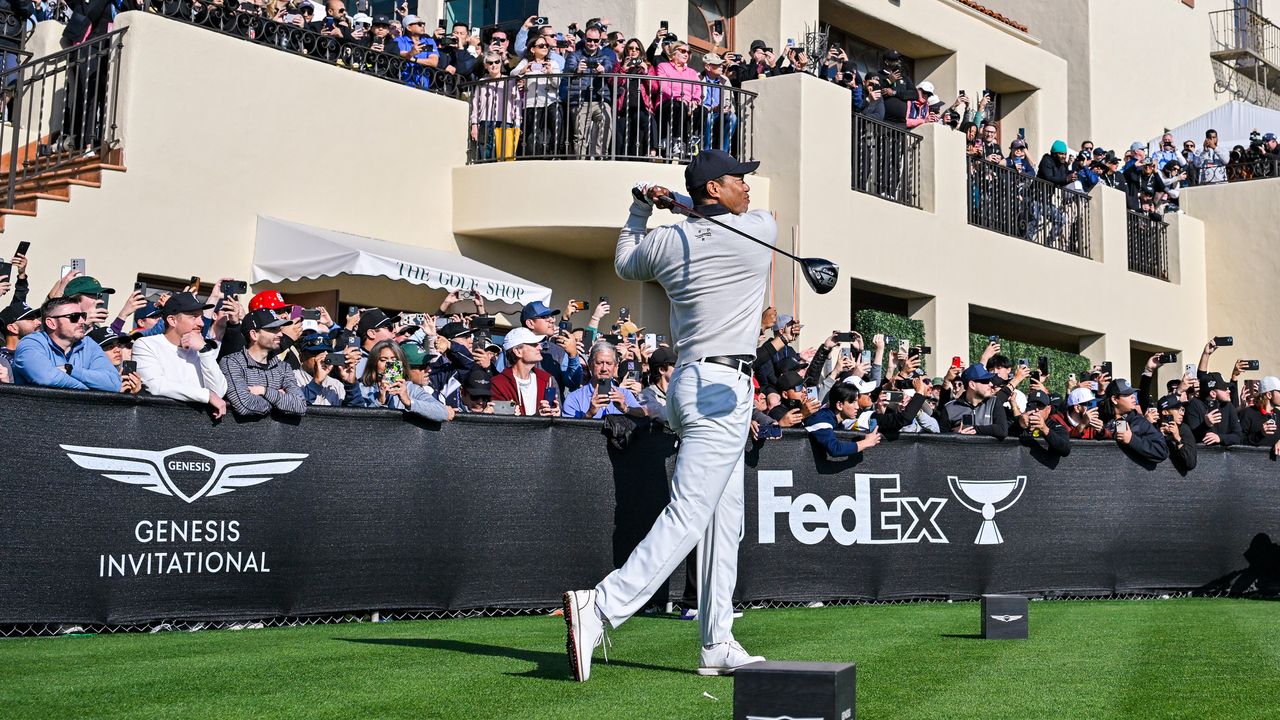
[584, 37, 601, 44]
[484, 60, 502, 66]
[51, 312, 88, 322]
[531, 43, 547, 48]
[674, 48, 689, 54]
[492, 36, 508, 42]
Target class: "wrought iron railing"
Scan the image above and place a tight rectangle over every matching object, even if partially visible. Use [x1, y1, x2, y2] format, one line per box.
[1126, 211, 1169, 281]
[1, 29, 127, 209]
[1210, 6, 1280, 69]
[851, 114, 921, 209]
[966, 156, 1092, 258]
[461, 71, 755, 164]
[148, 0, 461, 98]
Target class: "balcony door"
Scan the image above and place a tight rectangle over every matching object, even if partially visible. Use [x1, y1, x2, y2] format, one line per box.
[687, 0, 734, 69]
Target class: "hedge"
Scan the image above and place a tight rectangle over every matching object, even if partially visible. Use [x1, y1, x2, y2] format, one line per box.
[966, 333, 1092, 396]
[854, 309, 927, 372]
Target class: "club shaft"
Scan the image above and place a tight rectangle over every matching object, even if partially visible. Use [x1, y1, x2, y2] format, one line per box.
[663, 198, 803, 263]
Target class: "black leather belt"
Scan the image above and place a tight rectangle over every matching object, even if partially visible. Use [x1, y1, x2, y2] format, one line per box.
[698, 355, 754, 376]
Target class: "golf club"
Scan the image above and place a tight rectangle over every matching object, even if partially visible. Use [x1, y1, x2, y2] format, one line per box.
[633, 188, 840, 295]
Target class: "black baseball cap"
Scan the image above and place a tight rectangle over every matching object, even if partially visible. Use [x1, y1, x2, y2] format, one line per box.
[298, 332, 333, 354]
[649, 346, 677, 367]
[438, 321, 473, 340]
[684, 149, 760, 195]
[1026, 390, 1052, 409]
[1157, 394, 1184, 411]
[357, 308, 394, 338]
[1203, 372, 1226, 390]
[243, 308, 292, 333]
[1105, 379, 1138, 397]
[778, 370, 806, 390]
[0, 302, 37, 329]
[372, 13, 391, 25]
[88, 326, 128, 348]
[162, 292, 213, 316]
[463, 369, 493, 398]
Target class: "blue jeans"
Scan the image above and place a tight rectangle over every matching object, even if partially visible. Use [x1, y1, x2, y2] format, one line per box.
[702, 111, 738, 153]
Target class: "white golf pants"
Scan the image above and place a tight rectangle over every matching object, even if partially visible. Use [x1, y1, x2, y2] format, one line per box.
[595, 361, 752, 646]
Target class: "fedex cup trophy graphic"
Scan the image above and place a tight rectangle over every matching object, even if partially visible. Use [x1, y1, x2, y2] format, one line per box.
[947, 475, 1027, 544]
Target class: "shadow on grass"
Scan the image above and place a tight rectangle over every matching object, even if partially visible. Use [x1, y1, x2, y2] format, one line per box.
[939, 633, 983, 639]
[337, 638, 689, 681]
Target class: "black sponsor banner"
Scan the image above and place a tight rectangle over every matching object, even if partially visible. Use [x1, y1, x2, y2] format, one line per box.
[0, 385, 1276, 625]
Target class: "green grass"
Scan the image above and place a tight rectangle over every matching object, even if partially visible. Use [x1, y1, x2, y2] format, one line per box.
[1, 598, 1277, 719]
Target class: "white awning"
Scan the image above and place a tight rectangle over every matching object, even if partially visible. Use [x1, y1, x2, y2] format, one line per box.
[252, 216, 552, 305]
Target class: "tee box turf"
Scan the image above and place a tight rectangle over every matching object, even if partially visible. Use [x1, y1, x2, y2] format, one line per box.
[982, 594, 1029, 639]
[734, 660, 856, 720]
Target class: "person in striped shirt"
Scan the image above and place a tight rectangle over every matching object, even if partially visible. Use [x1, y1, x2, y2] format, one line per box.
[217, 309, 307, 418]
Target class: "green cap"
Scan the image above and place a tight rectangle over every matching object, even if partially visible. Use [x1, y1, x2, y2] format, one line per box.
[399, 341, 430, 368]
[1050, 139, 1068, 154]
[63, 276, 115, 297]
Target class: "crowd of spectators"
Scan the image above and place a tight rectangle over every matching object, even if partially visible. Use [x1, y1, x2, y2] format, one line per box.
[4, 244, 1278, 472]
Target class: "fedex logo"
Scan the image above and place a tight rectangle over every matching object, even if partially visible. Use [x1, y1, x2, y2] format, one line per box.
[757, 471, 949, 546]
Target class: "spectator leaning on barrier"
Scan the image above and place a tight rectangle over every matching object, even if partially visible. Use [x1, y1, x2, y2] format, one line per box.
[1240, 375, 1280, 450]
[218, 310, 307, 418]
[12, 296, 120, 392]
[1020, 390, 1069, 457]
[397, 15, 441, 90]
[0, 301, 39, 384]
[87, 327, 141, 394]
[767, 369, 820, 429]
[562, 342, 641, 419]
[639, 345, 676, 420]
[1156, 393, 1197, 473]
[1190, 372, 1243, 447]
[943, 364, 1009, 438]
[492, 327, 560, 416]
[402, 341, 455, 421]
[1103, 379, 1168, 464]
[458, 367, 494, 413]
[1192, 128, 1228, 185]
[429, 321, 477, 402]
[294, 332, 350, 406]
[803, 383, 883, 461]
[132, 292, 229, 419]
[1055, 387, 1104, 439]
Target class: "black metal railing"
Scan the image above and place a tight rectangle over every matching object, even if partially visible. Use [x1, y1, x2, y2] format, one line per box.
[966, 156, 1092, 258]
[148, 0, 461, 98]
[851, 114, 921, 209]
[462, 71, 755, 164]
[1127, 211, 1169, 281]
[1, 29, 127, 209]
[1210, 7, 1280, 68]
[0, 8, 32, 52]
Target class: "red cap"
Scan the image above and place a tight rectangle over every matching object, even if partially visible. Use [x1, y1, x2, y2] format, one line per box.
[249, 290, 289, 312]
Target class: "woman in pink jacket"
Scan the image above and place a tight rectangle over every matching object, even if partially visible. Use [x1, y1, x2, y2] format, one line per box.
[647, 40, 703, 159]
[615, 38, 658, 157]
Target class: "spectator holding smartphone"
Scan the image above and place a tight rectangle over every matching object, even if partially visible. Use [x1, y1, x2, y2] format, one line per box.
[132, 292, 228, 419]
[12, 296, 120, 391]
[942, 364, 1009, 438]
[294, 332, 350, 406]
[457, 368, 495, 413]
[87, 327, 141, 394]
[218, 309, 307, 418]
[803, 383, 882, 460]
[1102, 379, 1168, 464]
[491, 327, 560, 416]
[561, 342, 640, 419]
[347, 340, 449, 420]
[639, 345, 676, 419]
[1020, 390, 1069, 456]
[1240, 375, 1280, 448]
[767, 370, 820, 428]
[1054, 387, 1104, 439]
[402, 342, 455, 421]
[1156, 394, 1197, 472]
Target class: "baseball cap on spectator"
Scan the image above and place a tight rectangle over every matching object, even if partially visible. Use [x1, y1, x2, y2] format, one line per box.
[1259, 376, 1280, 394]
[503, 327, 543, 350]
[931, 376, 944, 387]
[1050, 140, 1068, 154]
[778, 370, 806, 390]
[773, 314, 799, 332]
[1105, 379, 1138, 397]
[299, 3, 313, 14]
[242, 309, 292, 333]
[1142, 156, 1156, 166]
[1130, 141, 1145, 152]
[249, 290, 289, 312]
[64, 276, 114, 297]
[843, 376, 878, 394]
[358, 309, 394, 338]
[1066, 387, 1096, 406]
[0, 302, 37, 330]
[352, 11, 371, 25]
[520, 300, 559, 324]
[649, 346, 677, 367]
[686, 149, 760, 194]
[403, 13, 424, 26]
[400, 341, 430, 368]
[1092, 147, 1108, 158]
[1204, 372, 1226, 390]
[298, 332, 333, 353]
[87, 326, 127, 349]
[134, 301, 162, 323]
[482, 336, 502, 353]
[961, 364, 995, 383]
[1026, 390, 1052, 409]
[917, 80, 935, 94]
[463, 369, 493, 398]
[749, 39, 766, 52]
[1265, 132, 1277, 142]
[703, 53, 724, 66]
[1104, 151, 1121, 164]
[1010, 138, 1028, 150]
[162, 292, 212, 315]
[883, 49, 902, 62]
[439, 322, 473, 340]
[372, 14, 391, 26]
[1156, 394, 1183, 411]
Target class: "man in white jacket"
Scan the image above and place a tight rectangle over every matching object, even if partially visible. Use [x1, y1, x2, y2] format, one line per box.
[132, 292, 229, 419]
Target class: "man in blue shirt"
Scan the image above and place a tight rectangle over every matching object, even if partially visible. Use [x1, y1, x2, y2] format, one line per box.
[13, 296, 121, 391]
[561, 342, 642, 418]
[803, 382, 882, 460]
[397, 15, 441, 90]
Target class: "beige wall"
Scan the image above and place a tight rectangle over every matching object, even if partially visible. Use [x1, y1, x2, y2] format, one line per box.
[1181, 177, 1280, 373]
[753, 73, 1208, 381]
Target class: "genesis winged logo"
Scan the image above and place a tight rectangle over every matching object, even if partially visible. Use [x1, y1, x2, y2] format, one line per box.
[990, 614, 1024, 623]
[61, 444, 308, 503]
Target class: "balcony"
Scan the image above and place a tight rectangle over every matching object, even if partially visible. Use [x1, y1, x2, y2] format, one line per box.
[965, 157, 1092, 259]
[851, 115, 922, 209]
[1210, 6, 1280, 107]
[1126, 211, 1169, 281]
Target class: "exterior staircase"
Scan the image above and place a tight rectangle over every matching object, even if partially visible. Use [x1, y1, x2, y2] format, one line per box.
[0, 146, 126, 233]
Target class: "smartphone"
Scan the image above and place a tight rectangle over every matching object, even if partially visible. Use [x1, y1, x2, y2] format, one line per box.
[1115, 419, 1130, 434]
[833, 332, 858, 343]
[571, 300, 589, 312]
[594, 379, 612, 396]
[599, 295, 609, 305]
[893, 378, 915, 390]
[558, 319, 573, 333]
[324, 16, 335, 29]
[1018, 127, 1026, 139]
[644, 333, 657, 351]
[804, 387, 819, 402]
[885, 391, 904, 404]
[1245, 360, 1261, 371]
[1184, 363, 1195, 376]
[121, 360, 137, 375]
[325, 351, 346, 366]
[534, 16, 548, 25]
[492, 400, 518, 416]
[543, 385, 558, 406]
[345, 334, 360, 349]
[657, 334, 666, 344]
[619, 306, 630, 321]
[1037, 356, 1050, 376]
[898, 339, 909, 353]
[1101, 361, 1113, 377]
[860, 350, 873, 364]
[866, 417, 878, 433]
[659, 19, 668, 31]
[300, 309, 322, 321]
[951, 356, 963, 369]
[626, 370, 643, 385]
[960, 413, 975, 426]
[437, 18, 446, 29]
[885, 335, 897, 348]
[382, 359, 404, 385]
[988, 335, 999, 344]
[470, 27, 479, 38]
[1018, 358, 1029, 368]
[761, 423, 782, 439]
[15, 240, 29, 256]
[786, 38, 795, 47]
[220, 280, 248, 296]
[1153, 352, 1176, 365]
[1213, 336, 1234, 347]
[71, 258, 87, 275]
[0, 261, 10, 280]
[713, 19, 724, 35]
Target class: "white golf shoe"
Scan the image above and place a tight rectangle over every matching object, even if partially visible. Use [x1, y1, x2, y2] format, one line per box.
[697, 640, 765, 676]
[563, 589, 608, 682]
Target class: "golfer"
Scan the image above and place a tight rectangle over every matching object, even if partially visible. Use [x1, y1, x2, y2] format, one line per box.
[564, 150, 775, 680]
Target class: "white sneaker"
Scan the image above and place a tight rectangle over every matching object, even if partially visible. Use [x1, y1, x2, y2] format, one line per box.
[697, 640, 765, 676]
[563, 589, 607, 682]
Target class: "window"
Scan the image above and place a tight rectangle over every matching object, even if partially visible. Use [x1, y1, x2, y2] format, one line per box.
[443, 0, 539, 33]
[687, 0, 733, 61]
[824, 26, 914, 82]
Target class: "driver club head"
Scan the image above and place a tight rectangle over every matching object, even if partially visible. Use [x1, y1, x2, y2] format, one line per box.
[801, 258, 839, 295]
